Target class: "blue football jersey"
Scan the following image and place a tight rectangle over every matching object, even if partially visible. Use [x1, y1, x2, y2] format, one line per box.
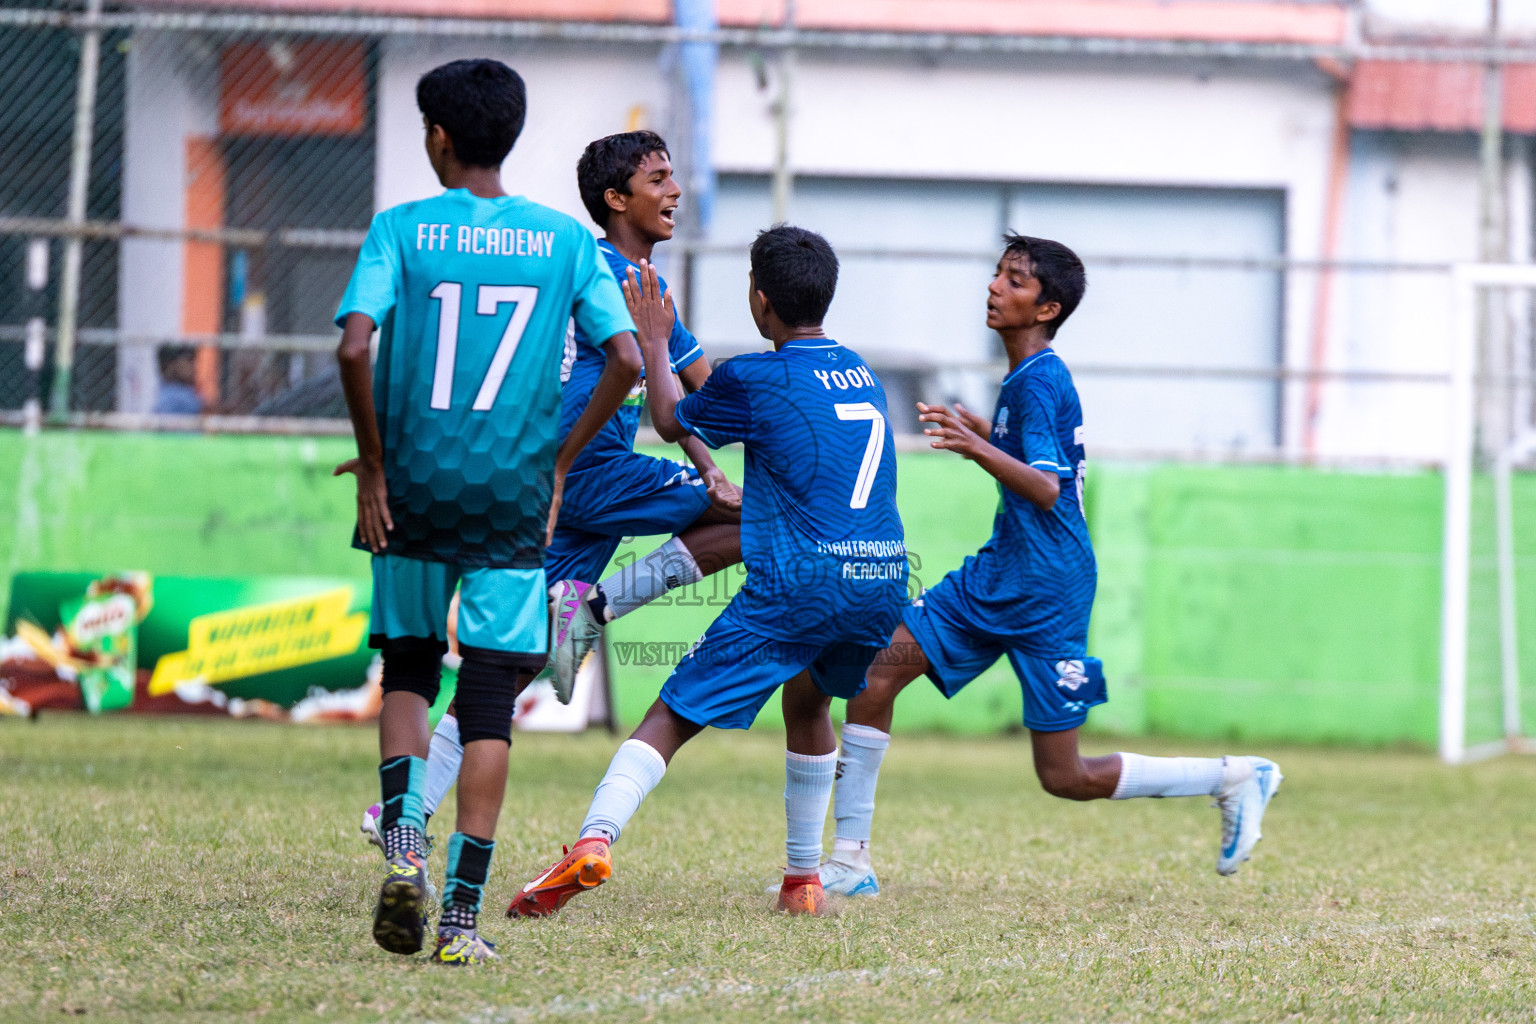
[945, 347, 1096, 655]
[673, 338, 907, 645]
[558, 240, 703, 478]
[336, 189, 634, 568]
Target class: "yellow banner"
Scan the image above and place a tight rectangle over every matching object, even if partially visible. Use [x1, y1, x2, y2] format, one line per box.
[148, 587, 367, 696]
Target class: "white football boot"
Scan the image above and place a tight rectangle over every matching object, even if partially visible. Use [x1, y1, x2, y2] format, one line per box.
[548, 579, 603, 704]
[361, 803, 384, 850]
[1214, 755, 1283, 875]
[765, 853, 880, 897]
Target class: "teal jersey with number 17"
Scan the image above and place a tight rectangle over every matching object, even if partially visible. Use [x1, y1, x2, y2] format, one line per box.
[336, 188, 635, 569]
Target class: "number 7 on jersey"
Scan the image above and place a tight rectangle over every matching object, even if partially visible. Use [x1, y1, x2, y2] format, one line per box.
[835, 401, 886, 510]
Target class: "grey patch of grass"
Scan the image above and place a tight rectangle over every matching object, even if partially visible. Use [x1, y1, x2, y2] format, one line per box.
[3, 717, 1535, 1022]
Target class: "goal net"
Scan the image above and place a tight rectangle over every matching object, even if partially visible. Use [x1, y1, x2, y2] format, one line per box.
[1442, 264, 1536, 762]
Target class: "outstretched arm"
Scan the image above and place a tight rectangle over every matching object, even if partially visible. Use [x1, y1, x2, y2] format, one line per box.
[334, 312, 394, 552]
[677, 358, 742, 512]
[548, 330, 642, 542]
[918, 401, 1061, 511]
[623, 261, 688, 443]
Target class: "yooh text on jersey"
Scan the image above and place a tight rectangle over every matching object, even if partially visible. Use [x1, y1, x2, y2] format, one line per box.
[811, 365, 878, 392]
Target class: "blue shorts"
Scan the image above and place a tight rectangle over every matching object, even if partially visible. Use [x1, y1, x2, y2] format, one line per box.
[369, 554, 547, 663]
[660, 608, 882, 731]
[904, 574, 1107, 733]
[546, 453, 712, 583]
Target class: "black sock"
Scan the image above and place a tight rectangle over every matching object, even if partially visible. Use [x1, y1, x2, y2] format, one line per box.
[587, 585, 611, 624]
[439, 904, 476, 931]
[440, 832, 495, 932]
[382, 824, 426, 860]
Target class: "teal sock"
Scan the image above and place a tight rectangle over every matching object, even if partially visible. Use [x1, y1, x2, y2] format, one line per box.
[379, 755, 428, 856]
[440, 833, 495, 931]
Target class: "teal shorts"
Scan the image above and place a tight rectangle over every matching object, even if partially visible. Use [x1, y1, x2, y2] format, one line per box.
[369, 554, 548, 662]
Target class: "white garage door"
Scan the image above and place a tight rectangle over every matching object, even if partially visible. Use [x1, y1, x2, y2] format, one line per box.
[1007, 184, 1284, 454]
[689, 175, 1283, 452]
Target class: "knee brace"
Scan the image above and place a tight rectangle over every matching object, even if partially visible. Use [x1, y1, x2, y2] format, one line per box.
[380, 647, 442, 705]
[453, 652, 522, 744]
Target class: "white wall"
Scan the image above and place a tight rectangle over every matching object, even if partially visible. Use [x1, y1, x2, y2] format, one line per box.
[1320, 132, 1534, 462]
[1365, 0, 1536, 34]
[376, 38, 670, 226]
[118, 31, 218, 413]
[711, 51, 1340, 451]
[357, 45, 1526, 461]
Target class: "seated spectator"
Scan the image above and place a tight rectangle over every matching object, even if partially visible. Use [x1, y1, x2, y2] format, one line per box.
[153, 347, 203, 415]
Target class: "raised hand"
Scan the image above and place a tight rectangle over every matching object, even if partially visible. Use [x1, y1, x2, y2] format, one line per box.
[622, 260, 676, 349]
[917, 401, 989, 461]
[953, 402, 992, 438]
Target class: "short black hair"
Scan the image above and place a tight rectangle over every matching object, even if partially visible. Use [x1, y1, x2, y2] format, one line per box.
[416, 59, 526, 169]
[1000, 233, 1086, 339]
[750, 224, 838, 328]
[576, 131, 670, 228]
[157, 345, 194, 373]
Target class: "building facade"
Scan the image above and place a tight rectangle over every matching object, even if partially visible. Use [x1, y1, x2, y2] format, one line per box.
[36, 0, 1531, 460]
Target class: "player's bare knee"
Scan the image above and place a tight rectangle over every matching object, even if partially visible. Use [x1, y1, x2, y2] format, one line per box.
[857, 663, 909, 713]
[781, 673, 832, 720]
[633, 699, 702, 760]
[1036, 760, 1095, 801]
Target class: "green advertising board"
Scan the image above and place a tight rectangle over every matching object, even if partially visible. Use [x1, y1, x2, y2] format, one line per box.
[6, 572, 375, 708]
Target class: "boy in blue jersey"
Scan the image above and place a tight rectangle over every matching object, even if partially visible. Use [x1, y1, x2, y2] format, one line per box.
[545, 131, 743, 696]
[806, 235, 1283, 898]
[509, 226, 908, 918]
[334, 59, 641, 964]
[358, 132, 745, 850]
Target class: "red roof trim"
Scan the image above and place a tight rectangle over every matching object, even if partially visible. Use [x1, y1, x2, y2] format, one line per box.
[135, 0, 1349, 45]
[1348, 60, 1536, 134]
[724, 1, 1348, 45]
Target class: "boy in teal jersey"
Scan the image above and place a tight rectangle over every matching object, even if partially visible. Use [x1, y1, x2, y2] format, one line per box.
[335, 58, 641, 964]
[355, 133, 745, 859]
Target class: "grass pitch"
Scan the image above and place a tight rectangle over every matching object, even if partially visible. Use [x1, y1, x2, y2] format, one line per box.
[5, 717, 1536, 1023]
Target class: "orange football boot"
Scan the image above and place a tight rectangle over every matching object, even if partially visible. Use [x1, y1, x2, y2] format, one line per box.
[507, 836, 612, 918]
[774, 872, 830, 916]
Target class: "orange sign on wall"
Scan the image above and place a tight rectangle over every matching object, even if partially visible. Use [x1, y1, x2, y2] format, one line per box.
[220, 41, 366, 137]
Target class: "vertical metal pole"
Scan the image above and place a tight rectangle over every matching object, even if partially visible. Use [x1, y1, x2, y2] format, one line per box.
[47, 0, 104, 423]
[771, 0, 795, 223]
[674, 0, 716, 330]
[1441, 270, 1477, 764]
[23, 239, 49, 435]
[1477, 0, 1508, 446]
[1480, 0, 1506, 266]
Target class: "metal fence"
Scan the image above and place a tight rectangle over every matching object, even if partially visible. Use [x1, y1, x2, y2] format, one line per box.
[4, 3, 1534, 468]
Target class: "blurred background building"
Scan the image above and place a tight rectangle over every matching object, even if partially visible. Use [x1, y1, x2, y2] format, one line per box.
[2, 0, 1533, 461]
[10, 1, 1536, 754]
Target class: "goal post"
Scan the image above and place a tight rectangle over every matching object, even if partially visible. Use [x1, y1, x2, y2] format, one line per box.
[1441, 263, 1536, 763]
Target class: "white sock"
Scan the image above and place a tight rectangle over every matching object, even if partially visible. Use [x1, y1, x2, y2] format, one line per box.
[832, 723, 889, 851]
[422, 713, 463, 818]
[598, 537, 704, 621]
[579, 739, 668, 843]
[784, 750, 837, 873]
[1111, 753, 1226, 799]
